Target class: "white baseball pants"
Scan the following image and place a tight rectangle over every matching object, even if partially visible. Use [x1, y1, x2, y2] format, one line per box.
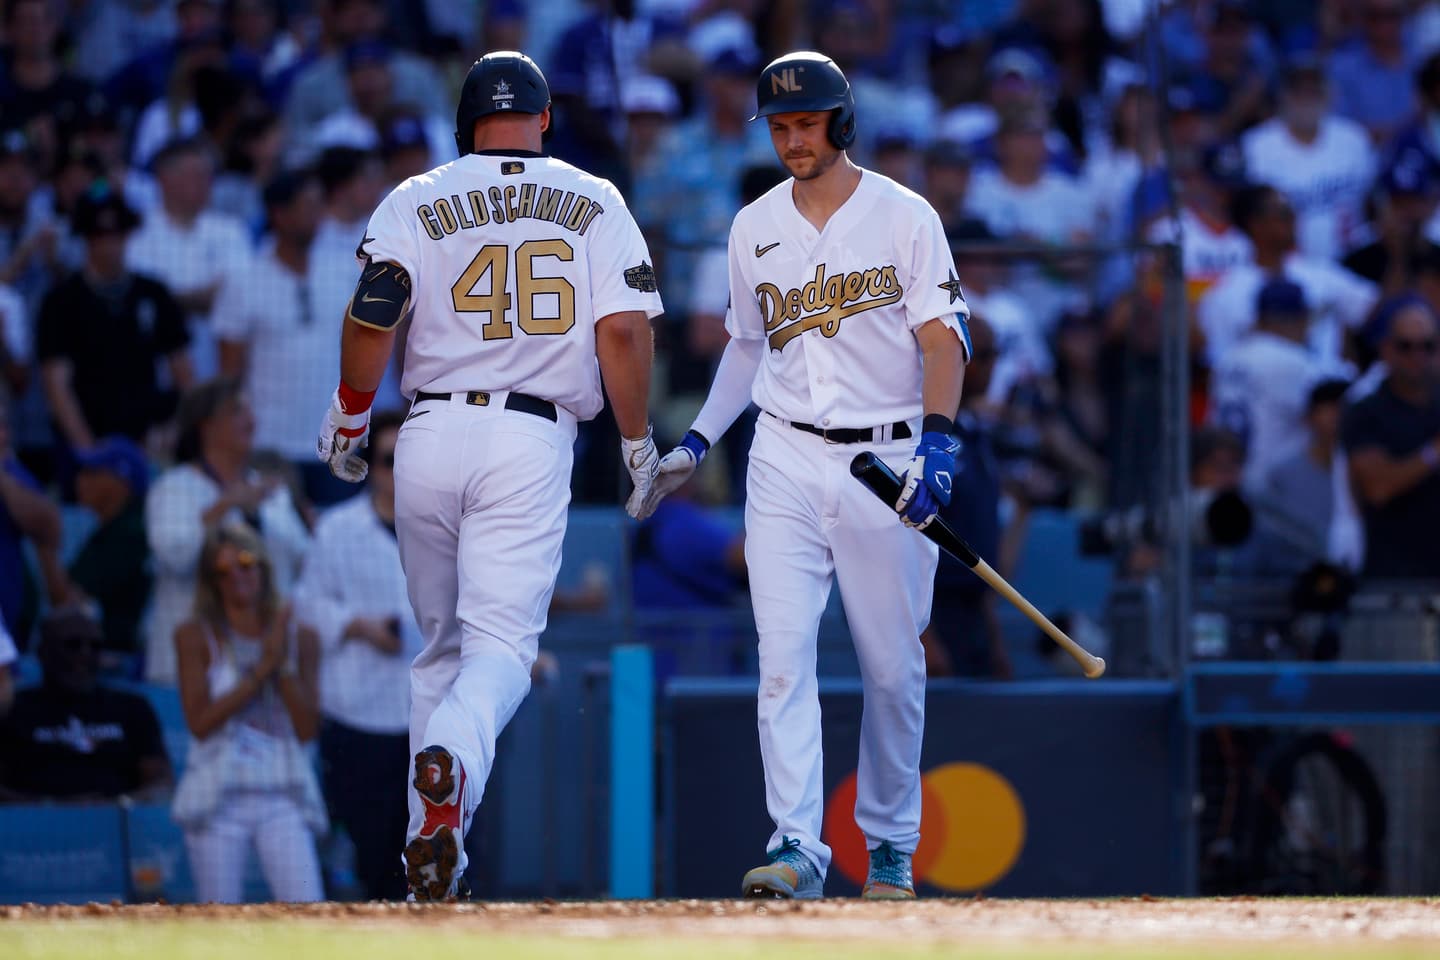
[183, 790, 324, 903]
[744, 413, 936, 878]
[393, 393, 576, 867]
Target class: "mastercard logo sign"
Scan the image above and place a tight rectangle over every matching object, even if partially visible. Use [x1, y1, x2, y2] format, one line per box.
[823, 762, 1025, 892]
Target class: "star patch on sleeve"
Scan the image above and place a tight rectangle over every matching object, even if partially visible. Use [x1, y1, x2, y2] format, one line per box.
[938, 269, 965, 305]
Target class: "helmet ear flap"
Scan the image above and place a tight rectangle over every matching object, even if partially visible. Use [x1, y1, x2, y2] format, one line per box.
[828, 101, 856, 150]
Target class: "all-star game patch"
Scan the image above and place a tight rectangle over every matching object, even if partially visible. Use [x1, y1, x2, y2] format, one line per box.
[624, 261, 657, 293]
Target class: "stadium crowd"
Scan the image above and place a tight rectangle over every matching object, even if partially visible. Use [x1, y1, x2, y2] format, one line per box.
[1, 0, 1440, 898]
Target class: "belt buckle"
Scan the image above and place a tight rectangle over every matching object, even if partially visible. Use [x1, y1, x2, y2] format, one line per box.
[820, 427, 840, 445]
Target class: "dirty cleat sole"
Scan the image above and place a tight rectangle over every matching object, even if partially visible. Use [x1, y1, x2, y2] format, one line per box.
[404, 826, 459, 902]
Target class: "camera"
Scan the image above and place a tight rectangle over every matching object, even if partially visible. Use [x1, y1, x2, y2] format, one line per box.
[1079, 488, 1254, 556]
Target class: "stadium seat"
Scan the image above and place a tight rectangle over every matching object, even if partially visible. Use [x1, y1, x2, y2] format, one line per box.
[0, 804, 127, 904]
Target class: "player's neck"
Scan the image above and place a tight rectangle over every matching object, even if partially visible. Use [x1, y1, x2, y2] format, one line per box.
[790, 157, 862, 230]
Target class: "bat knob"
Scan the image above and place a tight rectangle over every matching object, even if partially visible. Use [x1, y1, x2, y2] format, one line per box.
[1084, 657, 1107, 679]
[850, 452, 878, 477]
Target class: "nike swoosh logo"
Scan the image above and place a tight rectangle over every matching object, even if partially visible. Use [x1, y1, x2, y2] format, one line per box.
[361, 293, 393, 304]
[755, 242, 780, 258]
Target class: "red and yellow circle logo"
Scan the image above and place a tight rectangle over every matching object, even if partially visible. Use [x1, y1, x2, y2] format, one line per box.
[823, 762, 1025, 892]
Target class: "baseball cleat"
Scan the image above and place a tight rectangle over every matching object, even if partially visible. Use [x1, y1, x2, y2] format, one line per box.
[740, 836, 823, 900]
[861, 841, 915, 899]
[405, 745, 469, 901]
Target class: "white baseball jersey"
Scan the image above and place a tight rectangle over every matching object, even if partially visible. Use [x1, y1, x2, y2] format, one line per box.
[726, 171, 971, 428]
[1197, 253, 1377, 368]
[1146, 206, 1254, 304]
[360, 152, 663, 418]
[1209, 331, 1332, 493]
[1241, 116, 1376, 262]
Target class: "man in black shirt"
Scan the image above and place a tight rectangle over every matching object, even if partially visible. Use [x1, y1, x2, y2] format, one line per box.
[0, 608, 171, 802]
[1342, 299, 1440, 580]
[1341, 154, 1437, 297]
[36, 187, 192, 457]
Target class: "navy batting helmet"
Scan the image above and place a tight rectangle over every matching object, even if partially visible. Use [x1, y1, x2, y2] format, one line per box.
[750, 51, 856, 150]
[455, 51, 551, 155]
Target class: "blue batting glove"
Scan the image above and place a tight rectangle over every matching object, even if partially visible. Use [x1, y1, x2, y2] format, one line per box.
[894, 429, 960, 530]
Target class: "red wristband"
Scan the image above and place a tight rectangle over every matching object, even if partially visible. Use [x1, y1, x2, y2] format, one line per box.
[336, 381, 376, 416]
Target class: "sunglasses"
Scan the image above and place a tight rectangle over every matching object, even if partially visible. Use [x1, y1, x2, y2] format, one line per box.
[1392, 337, 1438, 356]
[214, 549, 259, 576]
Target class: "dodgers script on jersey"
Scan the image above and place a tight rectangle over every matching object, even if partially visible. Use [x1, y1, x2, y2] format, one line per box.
[725, 172, 971, 427]
[359, 153, 663, 417]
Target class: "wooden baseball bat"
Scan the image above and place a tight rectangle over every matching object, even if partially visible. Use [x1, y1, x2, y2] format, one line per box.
[850, 451, 1106, 679]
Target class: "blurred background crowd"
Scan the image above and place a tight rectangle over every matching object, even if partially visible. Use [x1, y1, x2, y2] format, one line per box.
[2, 0, 1440, 900]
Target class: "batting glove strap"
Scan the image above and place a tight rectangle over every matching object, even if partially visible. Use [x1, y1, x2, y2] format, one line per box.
[679, 429, 710, 464]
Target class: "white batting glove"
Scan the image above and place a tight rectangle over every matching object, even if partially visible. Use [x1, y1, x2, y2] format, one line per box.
[620, 426, 659, 519]
[636, 429, 709, 521]
[316, 389, 371, 483]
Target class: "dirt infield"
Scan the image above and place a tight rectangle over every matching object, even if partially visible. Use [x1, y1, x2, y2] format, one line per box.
[5, 897, 1440, 946]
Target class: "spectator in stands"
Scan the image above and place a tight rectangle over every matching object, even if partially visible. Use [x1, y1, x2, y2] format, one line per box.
[939, 47, 1072, 168]
[923, 312, 1012, 680]
[37, 186, 192, 458]
[211, 110, 284, 235]
[965, 103, 1093, 247]
[1185, 0, 1273, 141]
[68, 0, 181, 88]
[0, 383, 67, 644]
[294, 411, 414, 900]
[1342, 147, 1438, 296]
[618, 75, 681, 195]
[283, 0, 443, 140]
[126, 136, 252, 381]
[69, 437, 153, 663]
[1144, 141, 1253, 307]
[376, 110, 434, 194]
[922, 139, 973, 234]
[1199, 185, 1377, 369]
[0, 615, 13, 717]
[1030, 308, 1113, 510]
[1211, 280, 1347, 494]
[144, 378, 310, 686]
[872, 131, 923, 191]
[1241, 56, 1376, 263]
[948, 219, 1050, 405]
[171, 523, 325, 903]
[1255, 378, 1353, 571]
[1341, 299, 1440, 580]
[215, 169, 351, 507]
[0, 0, 93, 174]
[0, 129, 56, 300]
[1327, 0, 1418, 144]
[312, 145, 382, 267]
[0, 608, 171, 803]
[306, 42, 451, 167]
[127, 28, 230, 170]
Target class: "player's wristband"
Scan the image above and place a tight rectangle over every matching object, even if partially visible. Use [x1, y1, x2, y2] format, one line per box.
[336, 382, 376, 417]
[922, 414, 955, 436]
[680, 429, 710, 462]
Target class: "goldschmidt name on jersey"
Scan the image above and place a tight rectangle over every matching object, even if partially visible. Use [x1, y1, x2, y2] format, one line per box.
[759, 263, 903, 350]
[415, 184, 605, 241]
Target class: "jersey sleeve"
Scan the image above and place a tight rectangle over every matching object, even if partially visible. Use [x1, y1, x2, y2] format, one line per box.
[587, 186, 664, 321]
[723, 219, 765, 341]
[358, 185, 422, 281]
[904, 203, 973, 360]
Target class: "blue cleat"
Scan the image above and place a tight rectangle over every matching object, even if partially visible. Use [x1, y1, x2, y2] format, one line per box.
[861, 841, 915, 899]
[740, 836, 824, 900]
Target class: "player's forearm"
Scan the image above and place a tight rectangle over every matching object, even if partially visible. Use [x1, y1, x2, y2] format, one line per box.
[595, 311, 654, 439]
[919, 326, 965, 423]
[692, 335, 762, 445]
[340, 320, 397, 393]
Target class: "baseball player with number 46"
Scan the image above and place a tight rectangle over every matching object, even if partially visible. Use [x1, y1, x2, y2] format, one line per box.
[316, 51, 663, 901]
[639, 51, 972, 899]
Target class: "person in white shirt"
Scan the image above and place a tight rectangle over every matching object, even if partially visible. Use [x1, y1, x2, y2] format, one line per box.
[1143, 141, 1254, 306]
[215, 170, 356, 507]
[1210, 279, 1343, 493]
[295, 410, 417, 901]
[1241, 57, 1376, 263]
[144, 378, 309, 686]
[1200, 185, 1378, 370]
[126, 137, 253, 382]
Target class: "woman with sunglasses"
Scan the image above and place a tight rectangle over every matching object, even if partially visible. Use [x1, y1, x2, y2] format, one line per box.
[171, 523, 326, 903]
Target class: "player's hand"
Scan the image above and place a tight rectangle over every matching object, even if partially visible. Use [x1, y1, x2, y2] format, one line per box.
[636, 430, 709, 520]
[894, 430, 960, 530]
[620, 426, 660, 519]
[316, 389, 371, 483]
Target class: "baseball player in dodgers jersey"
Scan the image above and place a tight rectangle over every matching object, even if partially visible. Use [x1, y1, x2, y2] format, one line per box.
[640, 51, 972, 899]
[315, 51, 663, 900]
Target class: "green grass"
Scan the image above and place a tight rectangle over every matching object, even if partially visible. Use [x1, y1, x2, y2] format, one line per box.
[4, 921, 1438, 960]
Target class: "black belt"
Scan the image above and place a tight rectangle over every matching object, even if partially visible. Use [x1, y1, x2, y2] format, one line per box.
[767, 411, 912, 444]
[414, 390, 557, 422]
